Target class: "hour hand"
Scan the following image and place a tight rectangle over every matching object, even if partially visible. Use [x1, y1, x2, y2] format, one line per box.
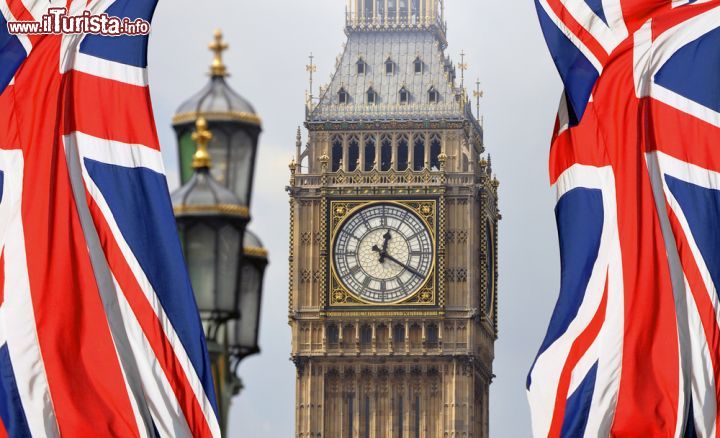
[372, 244, 387, 263]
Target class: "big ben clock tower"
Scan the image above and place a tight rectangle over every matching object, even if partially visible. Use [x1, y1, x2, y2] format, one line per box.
[288, 1, 499, 436]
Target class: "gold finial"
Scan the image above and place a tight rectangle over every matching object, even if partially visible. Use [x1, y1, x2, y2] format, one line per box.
[458, 50, 468, 89]
[319, 154, 330, 173]
[209, 29, 229, 77]
[438, 152, 448, 171]
[306, 53, 317, 103]
[473, 79, 484, 119]
[191, 117, 213, 169]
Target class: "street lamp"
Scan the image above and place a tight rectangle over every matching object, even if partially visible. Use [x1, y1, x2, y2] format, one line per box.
[172, 29, 262, 208]
[228, 229, 268, 370]
[172, 117, 252, 433]
[171, 29, 266, 436]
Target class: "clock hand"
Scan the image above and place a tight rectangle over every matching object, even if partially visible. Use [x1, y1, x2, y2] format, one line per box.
[380, 230, 391, 262]
[383, 253, 424, 279]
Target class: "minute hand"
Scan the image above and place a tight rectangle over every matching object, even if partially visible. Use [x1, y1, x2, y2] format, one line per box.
[384, 253, 424, 278]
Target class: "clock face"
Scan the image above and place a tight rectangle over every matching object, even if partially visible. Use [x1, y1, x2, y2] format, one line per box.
[485, 220, 495, 314]
[333, 203, 434, 303]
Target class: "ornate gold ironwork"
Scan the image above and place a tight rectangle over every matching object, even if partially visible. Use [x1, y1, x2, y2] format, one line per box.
[244, 246, 269, 258]
[173, 203, 250, 218]
[191, 117, 212, 169]
[172, 111, 262, 127]
[209, 29, 229, 77]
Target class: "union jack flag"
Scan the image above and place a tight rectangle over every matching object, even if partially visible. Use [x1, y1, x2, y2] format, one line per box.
[528, 0, 720, 436]
[0, 1, 220, 436]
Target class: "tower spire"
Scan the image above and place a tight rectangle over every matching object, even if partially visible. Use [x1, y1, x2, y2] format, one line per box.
[458, 50, 468, 90]
[473, 79, 484, 119]
[208, 29, 229, 77]
[306, 52, 317, 105]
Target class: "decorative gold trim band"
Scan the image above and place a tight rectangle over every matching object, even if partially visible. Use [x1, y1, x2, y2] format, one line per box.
[174, 204, 250, 218]
[244, 246, 268, 258]
[323, 310, 443, 317]
[172, 111, 262, 127]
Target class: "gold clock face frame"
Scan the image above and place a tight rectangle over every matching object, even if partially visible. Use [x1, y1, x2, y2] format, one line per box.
[328, 199, 438, 307]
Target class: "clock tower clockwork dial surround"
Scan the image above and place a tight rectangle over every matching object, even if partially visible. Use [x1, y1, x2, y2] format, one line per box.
[332, 202, 435, 304]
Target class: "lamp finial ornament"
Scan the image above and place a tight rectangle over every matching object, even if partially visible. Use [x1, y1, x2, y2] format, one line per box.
[191, 117, 213, 169]
[209, 29, 229, 77]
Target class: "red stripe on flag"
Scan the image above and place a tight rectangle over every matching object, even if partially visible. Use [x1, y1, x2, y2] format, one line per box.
[6, 0, 41, 46]
[549, 103, 612, 183]
[86, 198, 214, 437]
[548, 274, 608, 438]
[14, 33, 140, 437]
[667, 207, 720, 433]
[648, 99, 720, 173]
[650, 0, 719, 38]
[544, 0, 609, 65]
[618, 0, 673, 34]
[593, 38, 681, 436]
[63, 71, 160, 150]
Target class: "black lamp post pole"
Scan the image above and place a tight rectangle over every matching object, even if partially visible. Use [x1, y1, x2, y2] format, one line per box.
[172, 115, 266, 436]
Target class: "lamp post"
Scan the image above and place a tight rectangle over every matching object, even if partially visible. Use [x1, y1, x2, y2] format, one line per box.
[172, 117, 267, 434]
[172, 29, 262, 208]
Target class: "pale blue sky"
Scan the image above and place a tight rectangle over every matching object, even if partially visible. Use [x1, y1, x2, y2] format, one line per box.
[147, 1, 562, 436]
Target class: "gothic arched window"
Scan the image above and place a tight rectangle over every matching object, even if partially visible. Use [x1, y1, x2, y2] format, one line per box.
[414, 57, 423, 74]
[427, 323, 439, 347]
[393, 324, 405, 349]
[360, 324, 372, 349]
[429, 133, 442, 170]
[399, 0, 408, 19]
[428, 86, 439, 103]
[397, 134, 409, 171]
[413, 134, 425, 170]
[367, 87, 376, 104]
[327, 324, 339, 346]
[364, 0, 373, 19]
[338, 87, 349, 104]
[399, 87, 409, 104]
[331, 135, 343, 172]
[385, 58, 395, 75]
[409, 323, 422, 349]
[380, 134, 392, 171]
[342, 324, 355, 349]
[357, 58, 367, 75]
[388, 0, 397, 18]
[411, 0, 420, 19]
[348, 135, 360, 171]
[376, 324, 388, 349]
[364, 134, 376, 171]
